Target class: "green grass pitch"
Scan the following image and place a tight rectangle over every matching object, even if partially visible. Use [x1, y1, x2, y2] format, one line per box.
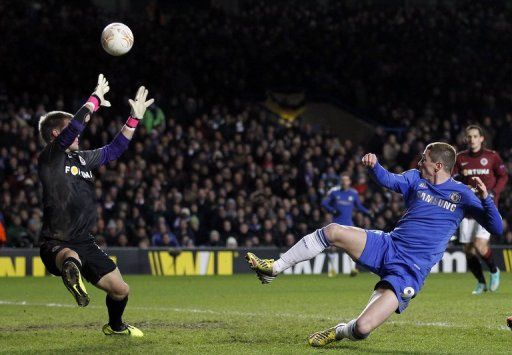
[0, 273, 510, 354]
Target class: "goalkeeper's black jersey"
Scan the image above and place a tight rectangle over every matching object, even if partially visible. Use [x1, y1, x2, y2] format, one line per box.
[38, 141, 103, 243]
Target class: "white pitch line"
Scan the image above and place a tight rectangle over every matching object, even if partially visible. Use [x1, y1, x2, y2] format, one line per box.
[0, 300, 509, 331]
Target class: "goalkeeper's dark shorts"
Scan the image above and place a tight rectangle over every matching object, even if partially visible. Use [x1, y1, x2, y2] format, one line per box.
[40, 237, 116, 284]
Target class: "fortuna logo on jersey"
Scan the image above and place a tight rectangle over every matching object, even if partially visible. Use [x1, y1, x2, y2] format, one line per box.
[416, 191, 457, 212]
[462, 168, 490, 175]
[65, 165, 93, 179]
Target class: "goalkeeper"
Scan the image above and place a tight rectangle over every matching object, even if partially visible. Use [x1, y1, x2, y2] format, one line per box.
[38, 74, 153, 337]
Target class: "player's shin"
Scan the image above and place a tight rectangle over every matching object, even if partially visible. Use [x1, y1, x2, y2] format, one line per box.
[273, 228, 330, 274]
[481, 248, 497, 273]
[466, 254, 486, 284]
[106, 295, 128, 331]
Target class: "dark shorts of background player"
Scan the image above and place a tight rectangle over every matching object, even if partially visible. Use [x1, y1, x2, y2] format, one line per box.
[40, 237, 116, 285]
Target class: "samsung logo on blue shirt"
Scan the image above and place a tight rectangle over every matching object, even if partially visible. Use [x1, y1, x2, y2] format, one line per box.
[416, 191, 457, 212]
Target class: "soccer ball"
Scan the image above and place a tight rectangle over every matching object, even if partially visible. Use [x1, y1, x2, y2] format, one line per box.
[101, 23, 134, 56]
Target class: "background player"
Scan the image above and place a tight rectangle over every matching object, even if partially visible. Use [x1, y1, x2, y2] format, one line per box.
[321, 172, 372, 276]
[452, 124, 508, 294]
[38, 74, 154, 336]
[246, 142, 502, 347]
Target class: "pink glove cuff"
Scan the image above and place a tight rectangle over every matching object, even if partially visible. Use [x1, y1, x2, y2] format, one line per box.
[87, 95, 100, 112]
[126, 116, 140, 128]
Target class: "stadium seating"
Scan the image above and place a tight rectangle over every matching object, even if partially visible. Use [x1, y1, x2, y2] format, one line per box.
[1, 0, 512, 247]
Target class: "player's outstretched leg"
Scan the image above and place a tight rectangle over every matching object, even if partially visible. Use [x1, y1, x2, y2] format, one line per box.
[96, 268, 143, 337]
[61, 257, 90, 307]
[246, 224, 366, 284]
[308, 287, 398, 347]
[245, 227, 331, 284]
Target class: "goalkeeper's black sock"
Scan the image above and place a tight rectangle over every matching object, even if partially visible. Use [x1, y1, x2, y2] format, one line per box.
[481, 249, 498, 273]
[106, 295, 128, 331]
[466, 254, 486, 284]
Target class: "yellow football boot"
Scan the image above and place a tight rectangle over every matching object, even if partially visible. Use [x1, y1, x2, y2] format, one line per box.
[245, 252, 276, 284]
[102, 323, 144, 337]
[61, 260, 89, 307]
[308, 325, 341, 347]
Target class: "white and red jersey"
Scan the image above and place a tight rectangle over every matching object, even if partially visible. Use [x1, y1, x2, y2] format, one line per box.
[452, 148, 508, 206]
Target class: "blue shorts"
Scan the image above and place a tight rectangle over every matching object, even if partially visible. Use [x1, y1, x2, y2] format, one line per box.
[357, 230, 426, 313]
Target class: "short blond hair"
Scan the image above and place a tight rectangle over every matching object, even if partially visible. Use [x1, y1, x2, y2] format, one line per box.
[426, 142, 457, 173]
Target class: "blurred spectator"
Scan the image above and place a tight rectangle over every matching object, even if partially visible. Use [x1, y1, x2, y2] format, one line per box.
[142, 104, 166, 132]
[226, 236, 238, 249]
[6, 216, 29, 247]
[0, 212, 7, 247]
[207, 230, 221, 247]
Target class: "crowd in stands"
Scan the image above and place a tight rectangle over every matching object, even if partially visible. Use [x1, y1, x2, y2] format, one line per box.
[1, 0, 512, 248]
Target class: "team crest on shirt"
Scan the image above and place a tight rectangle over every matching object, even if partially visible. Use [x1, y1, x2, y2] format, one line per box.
[449, 192, 461, 203]
[418, 182, 427, 188]
[348, 196, 353, 201]
[79, 156, 86, 166]
[480, 158, 488, 166]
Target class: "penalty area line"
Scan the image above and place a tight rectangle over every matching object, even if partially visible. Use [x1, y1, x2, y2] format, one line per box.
[0, 300, 508, 331]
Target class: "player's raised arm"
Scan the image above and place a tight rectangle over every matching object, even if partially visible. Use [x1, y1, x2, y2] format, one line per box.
[362, 153, 413, 195]
[465, 177, 503, 236]
[54, 74, 110, 151]
[80, 86, 155, 169]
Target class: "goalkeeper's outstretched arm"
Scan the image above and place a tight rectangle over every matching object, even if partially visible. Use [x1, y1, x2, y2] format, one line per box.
[86, 86, 154, 168]
[53, 74, 110, 150]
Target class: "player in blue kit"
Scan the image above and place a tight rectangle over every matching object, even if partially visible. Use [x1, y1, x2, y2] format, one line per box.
[245, 142, 502, 346]
[321, 172, 372, 226]
[321, 172, 371, 276]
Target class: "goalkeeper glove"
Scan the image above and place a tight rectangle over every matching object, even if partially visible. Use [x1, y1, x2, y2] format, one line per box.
[126, 86, 155, 128]
[87, 74, 111, 111]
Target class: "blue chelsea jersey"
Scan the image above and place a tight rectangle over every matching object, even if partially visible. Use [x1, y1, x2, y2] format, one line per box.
[370, 163, 502, 274]
[321, 187, 371, 226]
